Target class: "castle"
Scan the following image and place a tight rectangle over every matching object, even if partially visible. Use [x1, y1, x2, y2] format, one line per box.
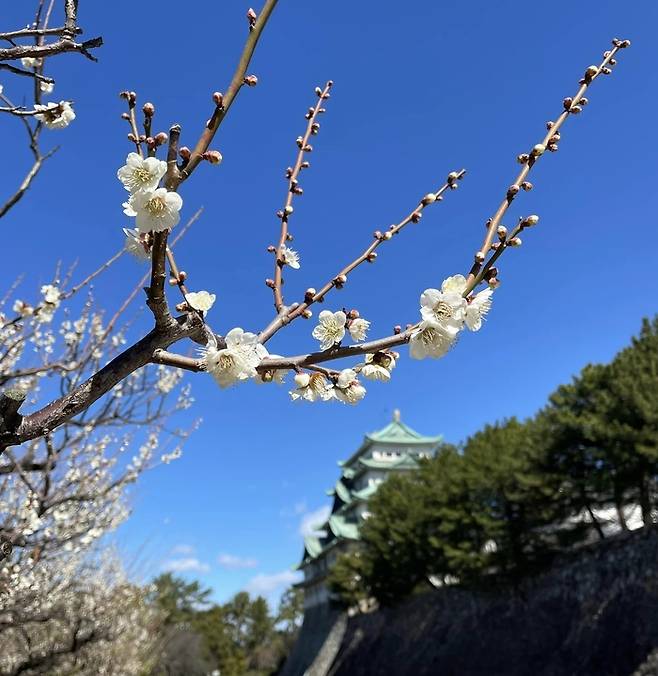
[295, 411, 441, 609]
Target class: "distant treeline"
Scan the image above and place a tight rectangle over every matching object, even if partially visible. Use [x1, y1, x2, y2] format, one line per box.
[147, 573, 303, 676]
[330, 316, 658, 606]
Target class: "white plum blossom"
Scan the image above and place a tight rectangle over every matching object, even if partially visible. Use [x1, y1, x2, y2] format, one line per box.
[331, 368, 366, 404]
[124, 188, 183, 233]
[281, 245, 300, 269]
[289, 372, 331, 402]
[312, 310, 347, 350]
[40, 80, 54, 94]
[409, 321, 458, 360]
[348, 317, 370, 342]
[412, 274, 495, 358]
[185, 291, 216, 313]
[420, 275, 468, 332]
[361, 351, 396, 381]
[21, 56, 41, 69]
[34, 100, 75, 129]
[117, 153, 167, 194]
[203, 328, 267, 388]
[123, 227, 150, 261]
[12, 299, 33, 317]
[41, 284, 61, 305]
[38, 283, 62, 322]
[465, 287, 493, 331]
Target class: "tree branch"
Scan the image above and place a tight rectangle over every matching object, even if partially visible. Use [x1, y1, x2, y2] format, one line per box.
[177, 0, 279, 185]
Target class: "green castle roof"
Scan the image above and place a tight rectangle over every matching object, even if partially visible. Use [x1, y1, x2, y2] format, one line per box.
[298, 413, 442, 572]
[339, 412, 442, 468]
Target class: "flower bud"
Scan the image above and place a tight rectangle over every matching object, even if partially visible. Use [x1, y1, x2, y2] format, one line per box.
[447, 171, 459, 182]
[334, 274, 347, 288]
[383, 231, 393, 240]
[474, 251, 485, 263]
[585, 65, 599, 79]
[509, 237, 522, 247]
[507, 184, 520, 196]
[265, 278, 275, 288]
[213, 91, 224, 106]
[142, 102, 155, 116]
[121, 112, 130, 120]
[521, 181, 533, 191]
[570, 105, 582, 114]
[563, 97, 573, 110]
[579, 97, 589, 106]
[348, 309, 360, 319]
[302, 309, 313, 319]
[154, 132, 168, 145]
[547, 143, 558, 152]
[411, 211, 422, 222]
[315, 86, 323, 96]
[517, 153, 529, 164]
[601, 67, 612, 75]
[244, 74, 258, 87]
[497, 225, 507, 238]
[311, 122, 320, 134]
[367, 252, 377, 263]
[523, 214, 539, 226]
[204, 150, 223, 165]
[267, 245, 276, 253]
[421, 193, 436, 205]
[531, 144, 546, 156]
[179, 146, 191, 160]
[546, 120, 554, 129]
[394, 325, 402, 334]
[284, 205, 294, 215]
[305, 288, 316, 299]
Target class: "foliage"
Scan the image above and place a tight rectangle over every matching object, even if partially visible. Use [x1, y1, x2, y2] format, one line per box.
[332, 317, 658, 606]
[147, 575, 302, 676]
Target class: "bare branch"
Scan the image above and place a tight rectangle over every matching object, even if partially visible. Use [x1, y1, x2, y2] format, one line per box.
[271, 80, 333, 312]
[177, 0, 279, 185]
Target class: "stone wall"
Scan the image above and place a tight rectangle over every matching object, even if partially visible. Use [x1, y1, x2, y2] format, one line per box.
[279, 527, 658, 676]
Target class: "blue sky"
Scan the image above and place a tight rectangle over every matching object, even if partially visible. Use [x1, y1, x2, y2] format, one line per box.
[3, 1, 657, 606]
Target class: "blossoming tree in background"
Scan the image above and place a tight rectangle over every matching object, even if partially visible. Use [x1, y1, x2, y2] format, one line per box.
[0, 0, 631, 670]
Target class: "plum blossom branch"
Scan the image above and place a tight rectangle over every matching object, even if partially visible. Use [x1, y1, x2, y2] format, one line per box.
[259, 169, 465, 344]
[176, 0, 279, 185]
[464, 38, 631, 295]
[270, 80, 333, 312]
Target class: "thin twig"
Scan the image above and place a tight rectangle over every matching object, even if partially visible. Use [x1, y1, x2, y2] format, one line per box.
[259, 170, 465, 344]
[177, 0, 279, 185]
[464, 40, 629, 294]
[271, 80, 333, 312]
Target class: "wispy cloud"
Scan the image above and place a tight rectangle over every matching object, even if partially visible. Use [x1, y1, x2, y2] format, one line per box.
[162, 557, 210, 574]
[245, 569, 301, 596]
[218, 553, 258, 570]
[171, 544, 195, 555]
[299, 505, 331, 537]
